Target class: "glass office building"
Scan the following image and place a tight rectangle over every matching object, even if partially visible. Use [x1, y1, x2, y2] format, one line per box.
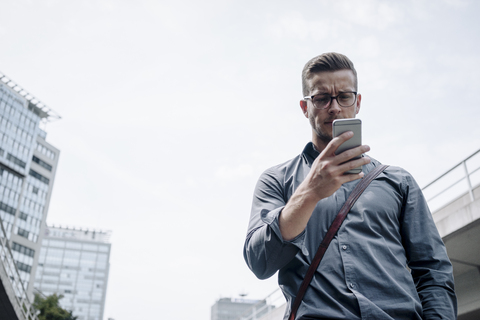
[0, 72, 60, 298]
[211, 297, 270, 320]
[34, 225, 112, 320]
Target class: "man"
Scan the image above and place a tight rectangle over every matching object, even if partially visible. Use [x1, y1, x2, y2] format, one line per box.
[243, 52, 457, 319]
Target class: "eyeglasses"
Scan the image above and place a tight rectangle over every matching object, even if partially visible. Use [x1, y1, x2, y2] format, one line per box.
[304, 92, 357, 109]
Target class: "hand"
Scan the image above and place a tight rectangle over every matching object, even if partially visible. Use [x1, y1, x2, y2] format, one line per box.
[305, 131, 371, 201]
[279, 132, 370, 240]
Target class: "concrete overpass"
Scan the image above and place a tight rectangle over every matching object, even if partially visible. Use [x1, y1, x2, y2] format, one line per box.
[438, 191, 480, 320]
[238, 148, 480, 320]
[424, 148, 480, 320]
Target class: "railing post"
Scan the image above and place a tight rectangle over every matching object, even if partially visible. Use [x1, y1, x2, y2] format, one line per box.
[462, 161, 475, 202]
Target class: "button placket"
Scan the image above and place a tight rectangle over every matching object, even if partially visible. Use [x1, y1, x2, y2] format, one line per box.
[338, 232, 356, 293]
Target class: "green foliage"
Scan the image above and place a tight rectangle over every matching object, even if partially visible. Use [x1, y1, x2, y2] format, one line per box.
[33, 293, 78, 320]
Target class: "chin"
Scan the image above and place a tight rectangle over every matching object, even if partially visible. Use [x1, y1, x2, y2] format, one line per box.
[314, 129, 332, 144]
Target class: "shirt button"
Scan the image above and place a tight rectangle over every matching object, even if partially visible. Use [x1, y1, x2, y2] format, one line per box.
[342, 245, 347, 250]
[349, 283, 355, 289]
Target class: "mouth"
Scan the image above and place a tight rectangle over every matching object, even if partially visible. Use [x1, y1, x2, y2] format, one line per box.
[324, 119, 337, 125]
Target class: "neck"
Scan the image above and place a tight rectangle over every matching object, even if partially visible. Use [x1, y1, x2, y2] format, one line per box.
[311, 132, 330, 154]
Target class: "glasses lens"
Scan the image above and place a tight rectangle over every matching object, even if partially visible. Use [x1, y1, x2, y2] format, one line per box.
[312, 95, 332, 109]
[337, 92, 356, 107]
[311, 93, 356, 109]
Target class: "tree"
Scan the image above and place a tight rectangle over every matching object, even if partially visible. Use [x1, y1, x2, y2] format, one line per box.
[33, 293, 78, 320]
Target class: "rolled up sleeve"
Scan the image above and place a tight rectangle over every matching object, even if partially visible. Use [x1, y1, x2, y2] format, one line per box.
[243, 168, 306, 280]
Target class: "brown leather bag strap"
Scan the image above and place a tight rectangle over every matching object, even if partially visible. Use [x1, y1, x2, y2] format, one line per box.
[288, 164, 389, 320]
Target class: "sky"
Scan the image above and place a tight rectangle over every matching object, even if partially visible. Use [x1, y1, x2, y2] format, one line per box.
[1, 0, 480, 319]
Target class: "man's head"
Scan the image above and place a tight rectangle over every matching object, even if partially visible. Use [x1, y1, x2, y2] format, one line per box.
[300, 53, 361, 151]
[302, 52, 358, 96]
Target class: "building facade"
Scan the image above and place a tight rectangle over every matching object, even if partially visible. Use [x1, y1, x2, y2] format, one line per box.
[211, 297, 271, 320]
[0, 72, 60, 299]
[34, 225, 112, 320]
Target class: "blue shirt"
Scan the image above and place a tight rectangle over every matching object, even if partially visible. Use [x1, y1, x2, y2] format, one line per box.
[244, 143, 457, 319]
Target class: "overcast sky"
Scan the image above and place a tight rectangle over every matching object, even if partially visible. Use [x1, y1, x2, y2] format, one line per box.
[1, 0, 480, 319]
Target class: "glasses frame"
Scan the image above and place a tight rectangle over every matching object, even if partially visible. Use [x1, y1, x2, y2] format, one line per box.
[304, 91, 358, 109]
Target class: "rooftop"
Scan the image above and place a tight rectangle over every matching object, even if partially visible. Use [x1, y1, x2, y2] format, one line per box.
[46, 224, 112, 244]
[0, 71, 61, 122]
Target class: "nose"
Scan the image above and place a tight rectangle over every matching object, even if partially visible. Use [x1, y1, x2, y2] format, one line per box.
[327, 98, 342, 115]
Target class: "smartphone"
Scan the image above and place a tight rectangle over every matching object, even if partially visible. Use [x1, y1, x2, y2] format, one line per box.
[332, 118, 362, 174]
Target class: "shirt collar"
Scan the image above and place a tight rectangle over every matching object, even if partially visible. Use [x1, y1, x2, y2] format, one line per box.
[302, 142, 320, 166]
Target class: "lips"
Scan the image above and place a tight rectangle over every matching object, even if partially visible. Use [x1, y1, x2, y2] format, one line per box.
[325, 118, 340, 125]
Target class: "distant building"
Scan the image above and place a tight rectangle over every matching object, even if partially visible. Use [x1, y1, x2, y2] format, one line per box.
[211, 297, 271, 320]
[34, 225, 112, 320]
[0, 72, 60, 299]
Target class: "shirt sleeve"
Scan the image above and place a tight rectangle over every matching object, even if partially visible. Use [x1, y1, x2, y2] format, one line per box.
[243, 167, 307, 280]
[400, 172, 458, 319]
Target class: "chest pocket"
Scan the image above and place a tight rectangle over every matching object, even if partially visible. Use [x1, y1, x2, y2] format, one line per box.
[349, 179, 404, 239]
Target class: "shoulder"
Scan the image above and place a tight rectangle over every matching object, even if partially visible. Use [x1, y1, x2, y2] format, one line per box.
[367, 155, 411, 176]
[367, 156, 420, 192]
[254, 145, 310, 197]
[258, 143, 312, 182]
[258, 153, 303, 184]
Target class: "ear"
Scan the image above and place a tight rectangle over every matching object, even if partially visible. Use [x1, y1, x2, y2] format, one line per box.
[300, 100, 308, 118]
[355, 93, 361, 115]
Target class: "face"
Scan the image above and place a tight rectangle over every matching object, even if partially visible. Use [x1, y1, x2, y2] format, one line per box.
[300, 69, 361, 150]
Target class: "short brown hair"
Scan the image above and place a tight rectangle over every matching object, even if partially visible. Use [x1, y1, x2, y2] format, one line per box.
[302, 52, 358, 96]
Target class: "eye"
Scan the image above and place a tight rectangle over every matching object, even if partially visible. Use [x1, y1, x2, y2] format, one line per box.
[338, 93, 353, 101]
[313, 95, 331, 104]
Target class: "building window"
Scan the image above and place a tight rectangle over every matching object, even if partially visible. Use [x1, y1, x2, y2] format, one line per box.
[17, 228, 30, 239]
[32, 155, 53, 172]
[36, 143, 56, 160]
[7, 153, 27, 168]
[0, 201, 16, 215]
[15, 260, 32, 273]
[29, 169, 50, 185]
[12, 242, 35, 258]
[19, 211, 28, 221]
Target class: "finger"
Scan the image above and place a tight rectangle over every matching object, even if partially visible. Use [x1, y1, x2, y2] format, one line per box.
[322, 131, 354, 156]
[337, 155, 371, 174]
[337, 171, 365, 184]
[335, 144, 370, 164]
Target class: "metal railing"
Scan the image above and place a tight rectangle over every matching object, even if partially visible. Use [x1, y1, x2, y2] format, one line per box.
[235, 288, 285, 320]
[0, 219, 38, 320]
[422, 148, 480, 212]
